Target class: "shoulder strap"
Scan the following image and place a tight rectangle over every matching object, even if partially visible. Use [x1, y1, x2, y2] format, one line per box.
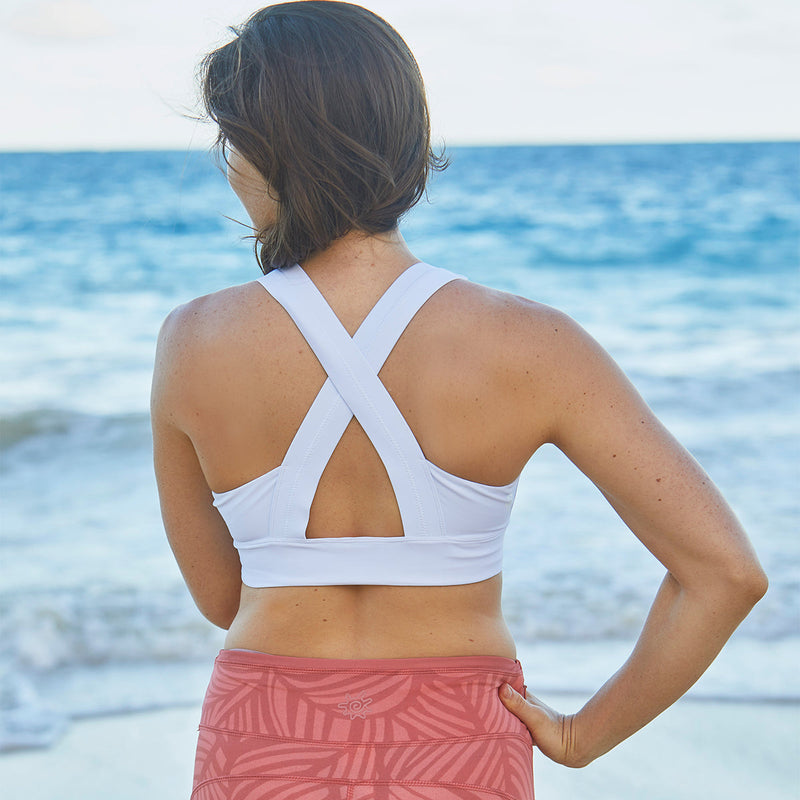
[258, 262, 461, 540]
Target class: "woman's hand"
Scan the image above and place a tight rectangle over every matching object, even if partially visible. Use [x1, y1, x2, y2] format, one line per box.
[499, 684, 588, 768]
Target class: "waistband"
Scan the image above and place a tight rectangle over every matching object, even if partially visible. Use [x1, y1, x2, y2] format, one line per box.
[216, 648, 522, 675]
[203, 648, 528, 746]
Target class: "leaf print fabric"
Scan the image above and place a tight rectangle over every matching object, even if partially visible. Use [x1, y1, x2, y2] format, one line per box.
[192, 649, 534, 799]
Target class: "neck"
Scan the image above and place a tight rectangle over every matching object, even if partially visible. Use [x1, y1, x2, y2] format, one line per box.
[299, 228, 418, 285]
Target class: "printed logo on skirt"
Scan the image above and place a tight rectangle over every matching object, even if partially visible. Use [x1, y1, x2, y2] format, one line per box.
[338, 692, 373, 719]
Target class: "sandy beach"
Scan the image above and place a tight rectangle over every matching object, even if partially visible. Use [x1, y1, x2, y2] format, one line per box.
[1, 693, 797, 800]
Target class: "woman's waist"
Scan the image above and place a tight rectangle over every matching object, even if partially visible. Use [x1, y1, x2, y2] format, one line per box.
[224, 580, 516, 660]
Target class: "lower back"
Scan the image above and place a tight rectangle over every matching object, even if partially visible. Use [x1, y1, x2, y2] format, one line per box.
[224, 576, 517, 659]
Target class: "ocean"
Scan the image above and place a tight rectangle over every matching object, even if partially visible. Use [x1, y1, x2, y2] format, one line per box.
[1, 142, 798, 751]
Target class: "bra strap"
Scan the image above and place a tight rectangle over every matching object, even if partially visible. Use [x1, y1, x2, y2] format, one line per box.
[259, 263, 460, 540]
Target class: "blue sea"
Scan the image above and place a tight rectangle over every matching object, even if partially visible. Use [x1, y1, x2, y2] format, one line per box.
[1, 142, 798, 751]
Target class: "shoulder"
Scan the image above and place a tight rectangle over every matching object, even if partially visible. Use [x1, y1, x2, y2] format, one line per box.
[157, 281, 267, 353]
[151, 281, 274, 416]
[410, 275, 621, 460]
[433, 278, 629, 425]
[153, 279, 300, 379]
[432, 277, 593, 365]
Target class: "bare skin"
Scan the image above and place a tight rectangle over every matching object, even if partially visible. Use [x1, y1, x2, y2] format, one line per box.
[151, 152, 767, 769]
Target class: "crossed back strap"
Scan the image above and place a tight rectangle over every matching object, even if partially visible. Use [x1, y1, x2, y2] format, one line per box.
[257, 262, 460, 540]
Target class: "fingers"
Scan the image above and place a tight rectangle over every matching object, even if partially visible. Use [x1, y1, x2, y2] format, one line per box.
[499, 682, 523, 705]
[500, 683, 543, 711]
[500, 684, 588, 769]
[499, 683, 545, 729]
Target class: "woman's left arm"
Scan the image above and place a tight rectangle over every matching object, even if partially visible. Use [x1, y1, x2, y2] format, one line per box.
[151, 305, 242, 629]
[499, 308, 768, 767]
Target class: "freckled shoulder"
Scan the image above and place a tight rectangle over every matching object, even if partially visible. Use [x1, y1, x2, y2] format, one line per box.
[152, 280, 285, 422]
[158, 280, 280, 352]
[429, 278, 587, 370]
[158, 281, 296, 367]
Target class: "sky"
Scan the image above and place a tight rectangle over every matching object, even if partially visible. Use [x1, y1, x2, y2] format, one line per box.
[1, 0, 798, 150]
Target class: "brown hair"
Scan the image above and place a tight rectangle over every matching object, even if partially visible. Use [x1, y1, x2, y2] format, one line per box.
[200, 1, 446, 273]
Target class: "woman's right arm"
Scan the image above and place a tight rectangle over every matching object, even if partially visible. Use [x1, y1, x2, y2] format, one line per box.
[151, 304, 243, 629]
[500, 307, 768, 767]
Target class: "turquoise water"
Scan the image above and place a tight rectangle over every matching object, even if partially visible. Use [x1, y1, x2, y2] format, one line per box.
[1, 142, 798, 749]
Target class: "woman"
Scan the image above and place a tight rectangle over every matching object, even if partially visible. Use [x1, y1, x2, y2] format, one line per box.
[151, 2, 767, 797]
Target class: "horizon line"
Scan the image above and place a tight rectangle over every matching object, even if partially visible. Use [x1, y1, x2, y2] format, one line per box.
[0, 137, 797, 155]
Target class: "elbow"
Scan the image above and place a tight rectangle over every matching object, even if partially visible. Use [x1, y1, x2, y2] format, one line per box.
[202, 606, 237, 630]
[680, 558, 768, 617]
[740, 564, 769, 606]
[194, 589, 241, 631]
[718, 560, 769, 612]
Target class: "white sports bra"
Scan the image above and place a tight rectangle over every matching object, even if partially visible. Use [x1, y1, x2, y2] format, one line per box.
[211, 262, 519, 587]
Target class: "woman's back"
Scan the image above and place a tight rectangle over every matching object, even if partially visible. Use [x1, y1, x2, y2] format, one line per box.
[155, 236, 564, 659]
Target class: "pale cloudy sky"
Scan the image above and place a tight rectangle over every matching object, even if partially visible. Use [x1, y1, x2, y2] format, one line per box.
[1, 0, 798, 150]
